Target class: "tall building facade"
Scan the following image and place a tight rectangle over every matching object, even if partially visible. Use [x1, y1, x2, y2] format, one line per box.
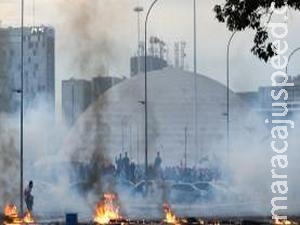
[130, 36, 168, 76]
[0, 26, 55, 114]
[62, 79, 92, 126]
[62, 76, 123, 126]
[238, 75, 300, 120]
[92, 76, 123, 101]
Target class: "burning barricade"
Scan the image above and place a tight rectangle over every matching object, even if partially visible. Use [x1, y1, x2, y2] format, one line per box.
[3, 203, 35, 225]
[93, 193, 123, 225]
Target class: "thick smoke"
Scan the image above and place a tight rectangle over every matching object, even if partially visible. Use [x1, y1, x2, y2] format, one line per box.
[0, 29, 19, 208]
[63, 95, 115, 205]
[56, 0, 131, 77]
[0, 114, 19, 207]
[54, 0, 135, 203]
[0, 29, 13, 112]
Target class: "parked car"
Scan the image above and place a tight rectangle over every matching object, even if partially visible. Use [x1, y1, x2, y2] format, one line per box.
[131, 180, 159, 197]
[169, 183, 201, 203]
[193, 181, 214, 201]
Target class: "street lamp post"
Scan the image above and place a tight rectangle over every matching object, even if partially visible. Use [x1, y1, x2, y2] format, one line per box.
[144, 0, 159, 195]
[226, 31, 236, 156]
[193, 0, 199, 159]
[286, 47, 300, 112]
[20, 0, 24, 215]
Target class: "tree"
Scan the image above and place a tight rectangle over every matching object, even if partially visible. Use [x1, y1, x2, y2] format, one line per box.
[214, 0, 300, 62]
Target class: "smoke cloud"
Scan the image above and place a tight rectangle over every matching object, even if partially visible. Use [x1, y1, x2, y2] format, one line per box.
[56, 0, 132, 77]
[0, 114, 19, 207]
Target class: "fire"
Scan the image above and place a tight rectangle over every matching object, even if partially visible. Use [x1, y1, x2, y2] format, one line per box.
[93, 193, 121, 224]
[4, 204, 18, 218]
[273, 218, 297, 225]
[23, 211, 35, 224]
[3, 204, 36, 224]
[163, 203, 180, 225]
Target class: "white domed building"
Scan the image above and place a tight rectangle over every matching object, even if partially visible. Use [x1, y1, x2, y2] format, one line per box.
[63, 68, 267, 167]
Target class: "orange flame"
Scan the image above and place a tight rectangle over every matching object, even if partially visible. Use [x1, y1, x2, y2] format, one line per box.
[163, 203, 180, 225]
[273, 218, 297, 225]
[23, 211, 35, 224]
[3, 204, 36, 224]
[93, 193, 121, 224]
[4, 204, 18, 218]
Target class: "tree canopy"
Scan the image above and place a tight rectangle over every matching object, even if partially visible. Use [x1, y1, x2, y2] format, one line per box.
[214, 0, 300, 62]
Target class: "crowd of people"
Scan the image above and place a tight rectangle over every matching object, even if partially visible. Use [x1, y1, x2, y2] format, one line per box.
[113, 152, 220, 183]
[71, 152, 221, 187]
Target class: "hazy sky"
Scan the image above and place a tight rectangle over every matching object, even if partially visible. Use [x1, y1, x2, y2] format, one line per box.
[1, 0, 300, 94]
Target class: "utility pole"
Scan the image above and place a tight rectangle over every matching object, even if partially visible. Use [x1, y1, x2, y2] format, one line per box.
[20, 0, 24, 215]
[144, 0, 159, 196]
[130, 124, 132, 158]
[226, 31, 236, 156]
[137, 126, 139, 165]
[193, 0, 199, 160]
[184, 126, 188, 169]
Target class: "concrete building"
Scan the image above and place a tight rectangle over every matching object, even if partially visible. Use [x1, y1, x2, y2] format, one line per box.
[62, 76, 123, 126]
[130, 36, 168, 76]
[130, 55, 168, 76]
[92, 76, 123, 101]
[62, 79, 92, 126]
[0, 26, 55, 114]
[238, 75, 300, 119]
[64, 68, 266, 166]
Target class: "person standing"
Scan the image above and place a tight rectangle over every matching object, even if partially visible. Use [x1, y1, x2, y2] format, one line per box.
[24, 180, 34, 211]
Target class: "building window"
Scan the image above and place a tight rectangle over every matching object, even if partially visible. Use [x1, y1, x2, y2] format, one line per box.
[33, 50, 37, 56]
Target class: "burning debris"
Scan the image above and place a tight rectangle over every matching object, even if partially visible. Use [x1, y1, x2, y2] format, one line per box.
[273, 218, 298, 225]
[3, 203, 36, 225]
[163, 203, 179, 225]
[93, 193, 122, 224]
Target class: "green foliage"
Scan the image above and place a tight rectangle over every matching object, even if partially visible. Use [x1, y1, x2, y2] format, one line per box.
[214, 0, 300, 62]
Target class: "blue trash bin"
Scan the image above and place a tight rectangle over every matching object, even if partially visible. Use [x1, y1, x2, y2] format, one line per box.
[66, 213, 78, 225]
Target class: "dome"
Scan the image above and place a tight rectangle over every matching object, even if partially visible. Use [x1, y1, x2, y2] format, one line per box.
[64, 68, 266, 166]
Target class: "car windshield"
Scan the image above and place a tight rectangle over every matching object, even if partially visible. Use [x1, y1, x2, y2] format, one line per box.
[195, 183, 210, 190]
[173, 184, 195, 192]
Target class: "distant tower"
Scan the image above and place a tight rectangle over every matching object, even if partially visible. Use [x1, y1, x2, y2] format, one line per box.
[133, 6, 144, 73]
[180, 41, 186, 70]
[133, 6, 143, 56]
[174, 42, 180, 68]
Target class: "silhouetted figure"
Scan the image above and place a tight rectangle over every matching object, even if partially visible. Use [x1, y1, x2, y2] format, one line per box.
[154, 152, 162, 169]
[129, 162, 136, 182]
[116, 153, 123, 175]
[24, 181, 34, 211]
[123, 152, 130, 178]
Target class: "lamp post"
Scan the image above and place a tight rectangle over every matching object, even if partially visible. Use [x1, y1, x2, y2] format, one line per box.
[286, 47, 300, 112]
[193, 0, 199, 159]
[20, 0, 24, 215]
[226, 31, 236, 156]
[144, 0, 159, 195]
